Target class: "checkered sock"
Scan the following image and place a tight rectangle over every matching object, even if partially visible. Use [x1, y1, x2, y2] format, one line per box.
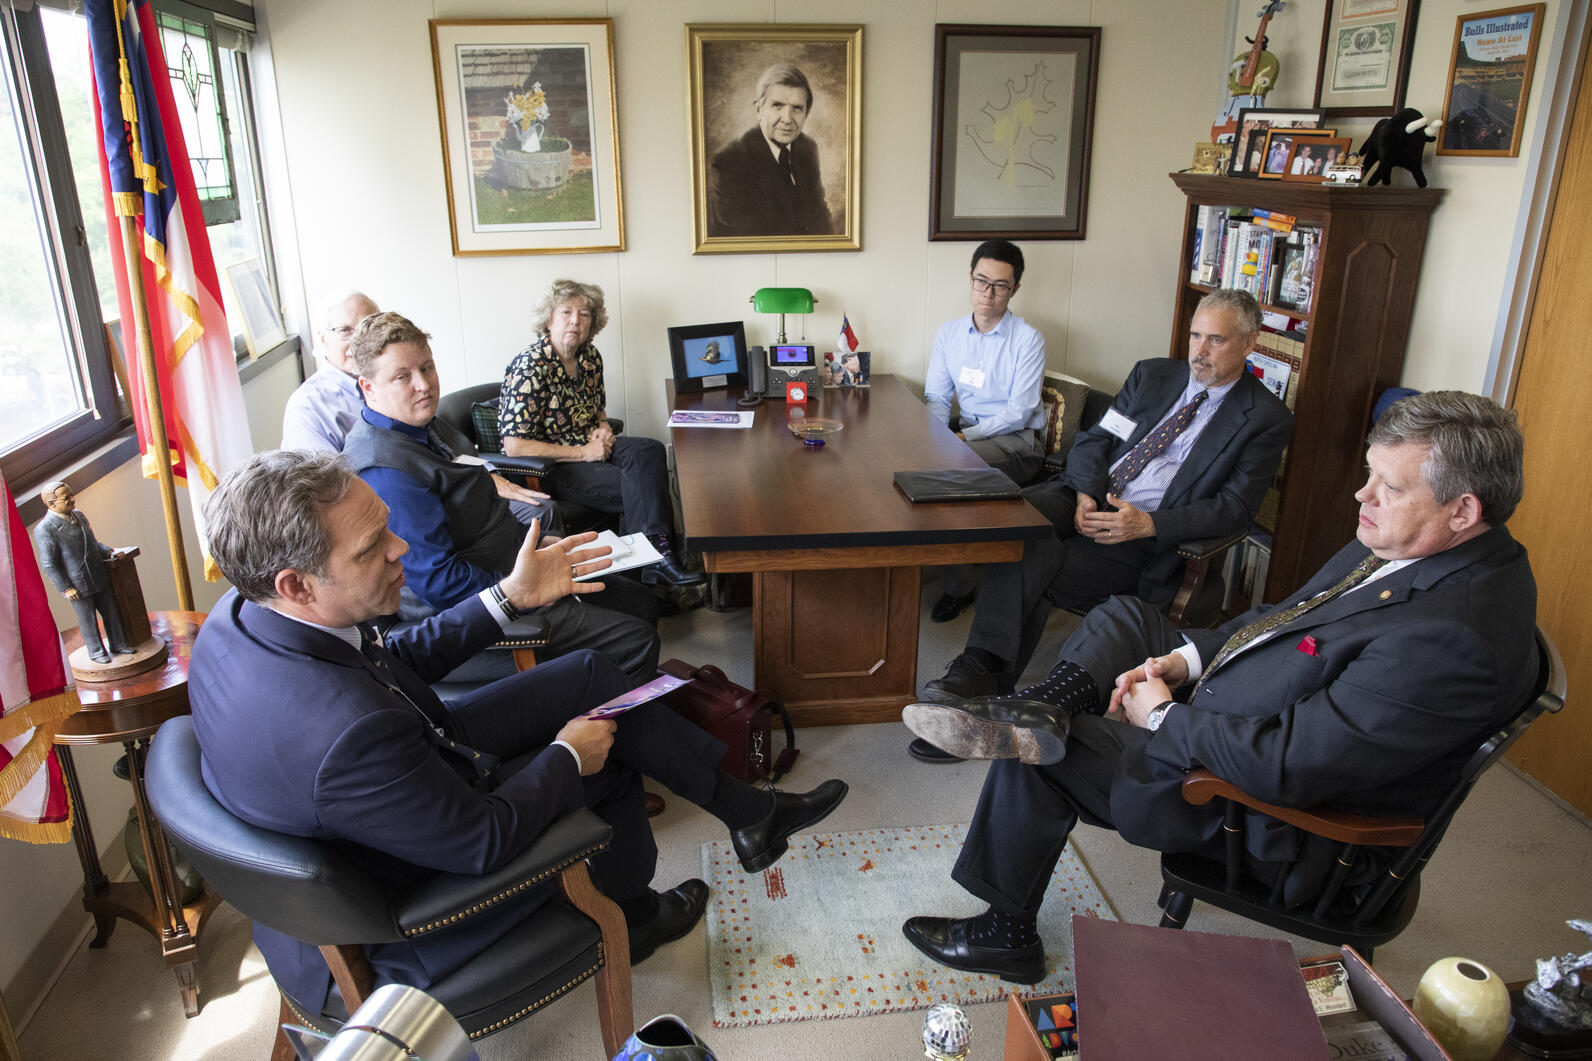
[994, 659, 1102, 716]
[967, 906, 1039, 948]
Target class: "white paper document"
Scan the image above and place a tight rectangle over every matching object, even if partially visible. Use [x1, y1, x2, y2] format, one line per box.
[575, 530, 662, 580]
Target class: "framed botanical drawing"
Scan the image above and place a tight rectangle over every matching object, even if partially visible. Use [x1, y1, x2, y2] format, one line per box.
[222, 258, 285, 358]
[1437, 4, 1546, 157]
[1313, 0, 1420, 118]
[686, 23, 862, 254]
[929, 24, 1100, 241]
[430, 18, 625, 255]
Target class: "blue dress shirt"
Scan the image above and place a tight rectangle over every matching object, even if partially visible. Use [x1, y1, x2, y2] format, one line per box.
[925, 311, 1047, 441]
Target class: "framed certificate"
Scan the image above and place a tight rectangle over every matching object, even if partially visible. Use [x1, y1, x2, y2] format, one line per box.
[1312, 0, 1420, 118]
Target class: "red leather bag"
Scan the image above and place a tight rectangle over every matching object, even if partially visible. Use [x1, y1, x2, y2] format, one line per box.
[658, 659, 798, 783]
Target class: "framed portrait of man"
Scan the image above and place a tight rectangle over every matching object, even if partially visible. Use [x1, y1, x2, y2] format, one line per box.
[687, 24, 862, 254]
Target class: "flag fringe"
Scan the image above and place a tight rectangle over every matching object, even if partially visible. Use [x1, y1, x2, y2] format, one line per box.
[0, 721, 68, 821]
[0, 687, 80, 745]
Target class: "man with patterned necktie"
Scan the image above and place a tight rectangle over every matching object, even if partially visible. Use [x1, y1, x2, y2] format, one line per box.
[910, 289, 1294, 763]
[899, 391, 1537, 984]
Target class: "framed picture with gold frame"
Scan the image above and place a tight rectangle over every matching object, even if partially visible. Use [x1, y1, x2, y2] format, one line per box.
[687, 23, 862, 254]
[1257, 127, 1337, 180]
[1281, 136, 1353, 182]
[1436, 4, 1546, 157]
[430, 18, 625, 256]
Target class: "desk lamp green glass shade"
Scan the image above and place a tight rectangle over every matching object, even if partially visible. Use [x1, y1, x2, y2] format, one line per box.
[750, 286, 816, 344]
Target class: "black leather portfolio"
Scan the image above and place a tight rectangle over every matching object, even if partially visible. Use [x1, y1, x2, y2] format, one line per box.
[892, 468, 1022, 503]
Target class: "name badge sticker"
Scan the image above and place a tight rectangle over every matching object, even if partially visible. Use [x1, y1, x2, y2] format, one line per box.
[1098, 408, 1137, 440]
[958, 365, 986, 389]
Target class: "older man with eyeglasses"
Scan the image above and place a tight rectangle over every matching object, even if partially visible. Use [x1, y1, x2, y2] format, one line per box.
[923, 240, 1049, 623]
[280, 290, 379, 453]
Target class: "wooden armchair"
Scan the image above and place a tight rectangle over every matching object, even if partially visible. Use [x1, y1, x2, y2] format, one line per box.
[1156, 628, 1566, 960]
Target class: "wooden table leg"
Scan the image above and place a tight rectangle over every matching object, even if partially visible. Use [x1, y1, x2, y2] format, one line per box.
[56, 746, 118, 948]
[124, 738, 203, 1017]
[753, 565, 923, 725]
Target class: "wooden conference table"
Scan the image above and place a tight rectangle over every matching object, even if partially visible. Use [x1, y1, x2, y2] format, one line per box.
[669, 374, 1052, 725]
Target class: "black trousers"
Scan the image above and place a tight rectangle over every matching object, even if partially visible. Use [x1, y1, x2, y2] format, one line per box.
[965, 484, 1159, 679]
[952, 597, 1222, 916]
[69, 587, 130, 656]
[546, 435, 672, 538]
[446, 649, 724, 902]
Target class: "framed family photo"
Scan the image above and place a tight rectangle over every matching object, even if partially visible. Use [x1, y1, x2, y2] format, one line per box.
[929, 24, 1100, 241]
[1313, 0, 1420, 118]
[430, 18, 625, 256]
[1258, 127, 1337, 180]
[1281, 136, 1353, 182]
[687, 23, 862, 254]
[1229, 108, 1324, 178]
[1437, 4, 1546, 157]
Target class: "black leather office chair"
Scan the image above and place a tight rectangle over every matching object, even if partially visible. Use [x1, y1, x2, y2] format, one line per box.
[1155, 628, 1566, 960]
[144, 717, 634, 1059]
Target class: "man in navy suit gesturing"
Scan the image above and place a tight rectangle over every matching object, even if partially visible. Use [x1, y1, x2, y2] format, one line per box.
[188, 450, 847, 1013]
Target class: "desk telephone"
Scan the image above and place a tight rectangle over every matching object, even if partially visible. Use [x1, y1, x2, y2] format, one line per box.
[744, 344, 823, 399]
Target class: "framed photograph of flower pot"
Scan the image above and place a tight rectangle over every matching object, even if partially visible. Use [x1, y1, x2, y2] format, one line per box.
[928, 24, 1101, 241]
[687, 23, 862, 254]
[430, 18, 625, 256]
[1313, 0, 1420, 119]
[1436, 4, 1546, 157]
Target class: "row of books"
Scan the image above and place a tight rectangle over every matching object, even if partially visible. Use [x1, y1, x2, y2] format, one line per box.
[1245, 329, 1303, 412]
[1189, 205, 1321, 312]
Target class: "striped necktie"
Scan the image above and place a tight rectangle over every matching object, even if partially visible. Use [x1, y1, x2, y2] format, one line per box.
[1109, 390, 1208, 496]
[1198, 553, 1390, 687]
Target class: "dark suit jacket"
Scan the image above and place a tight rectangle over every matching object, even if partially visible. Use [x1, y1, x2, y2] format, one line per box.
[189, 590, 585, 1009]
[1112, 525, 1538, 900]
[708, 127, 833, 237]
[33, 511, 113, 595]
[1030, 358, 1294, 602]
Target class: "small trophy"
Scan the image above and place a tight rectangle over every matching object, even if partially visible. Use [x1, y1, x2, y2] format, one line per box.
[1506, 918, 1592, 1057]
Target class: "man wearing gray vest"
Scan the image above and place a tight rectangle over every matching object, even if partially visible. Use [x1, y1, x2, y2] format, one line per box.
[342, 312, 659, 684]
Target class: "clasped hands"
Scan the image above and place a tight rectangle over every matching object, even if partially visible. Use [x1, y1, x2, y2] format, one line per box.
[578, 421, 615, 462]
[1108, 651, 1190, 729]
[1075, 493, 1155, 544]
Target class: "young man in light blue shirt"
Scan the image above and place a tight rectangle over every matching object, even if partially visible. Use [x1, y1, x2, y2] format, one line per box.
[924, 239, 1048, 621]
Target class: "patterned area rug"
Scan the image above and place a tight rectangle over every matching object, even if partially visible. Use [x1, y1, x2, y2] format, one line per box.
[701, 822, 1116, 1028]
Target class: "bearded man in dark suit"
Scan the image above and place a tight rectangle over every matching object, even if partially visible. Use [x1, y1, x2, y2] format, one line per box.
[708, 63, 834, 238]
[900, 391, 1537, 984]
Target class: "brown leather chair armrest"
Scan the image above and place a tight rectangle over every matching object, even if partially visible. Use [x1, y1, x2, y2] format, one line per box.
[1175, 528, 1248, 562]
[1179, 768, 1426, 847]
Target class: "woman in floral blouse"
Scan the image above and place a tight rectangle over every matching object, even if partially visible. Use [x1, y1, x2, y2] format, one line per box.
[498, 279, 702, 586]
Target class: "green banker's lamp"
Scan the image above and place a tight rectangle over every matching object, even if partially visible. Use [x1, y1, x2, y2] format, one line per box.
[750, 287, 817, 343]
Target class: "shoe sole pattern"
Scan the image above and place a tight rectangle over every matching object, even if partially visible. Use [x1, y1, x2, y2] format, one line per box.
[902, 703, 1066, 765]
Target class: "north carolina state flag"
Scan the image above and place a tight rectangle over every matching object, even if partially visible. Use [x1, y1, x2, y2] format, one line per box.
[836, 314, 860, 355]
[0, 477, 80, 844]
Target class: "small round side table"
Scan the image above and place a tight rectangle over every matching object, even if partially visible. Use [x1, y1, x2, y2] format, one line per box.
[54, 610, 219, 1018]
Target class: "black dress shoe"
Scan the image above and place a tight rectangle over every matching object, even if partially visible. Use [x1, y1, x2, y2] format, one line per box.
[902, 915, 1045, 984]
[902, 697, 1069, 764]
[643, 552, 706, 586]
[907, 738, 965, 764]
[730, 779, 848, 873]
[629, 878, 709, 964]
[921, 653, 1000, 704]
[930, 591, 976, 623]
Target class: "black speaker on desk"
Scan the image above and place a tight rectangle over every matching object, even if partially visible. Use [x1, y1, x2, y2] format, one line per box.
[738, 346, 767, 407]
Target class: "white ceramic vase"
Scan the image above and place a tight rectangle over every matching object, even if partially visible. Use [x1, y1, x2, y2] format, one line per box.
[1413, 956, 1512, 1061]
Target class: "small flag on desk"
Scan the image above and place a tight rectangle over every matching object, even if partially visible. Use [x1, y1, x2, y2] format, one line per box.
[0, 477, 81, 845]
[837, 314, 860, 355]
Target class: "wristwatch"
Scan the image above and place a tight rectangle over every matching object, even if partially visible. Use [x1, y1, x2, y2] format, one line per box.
[1145, 701, 1174, 732]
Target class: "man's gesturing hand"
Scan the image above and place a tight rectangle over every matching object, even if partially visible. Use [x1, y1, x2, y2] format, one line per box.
[499, 520, 612, 612]
[555, 717, 614, 775]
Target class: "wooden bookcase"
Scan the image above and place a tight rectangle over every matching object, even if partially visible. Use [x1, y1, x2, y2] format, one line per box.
[1168, 173, 1444, 603]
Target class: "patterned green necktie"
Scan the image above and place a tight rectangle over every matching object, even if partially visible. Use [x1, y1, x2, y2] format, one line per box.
[1197, 553, 1390, 687]
[1109, 390, 1208, 496]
